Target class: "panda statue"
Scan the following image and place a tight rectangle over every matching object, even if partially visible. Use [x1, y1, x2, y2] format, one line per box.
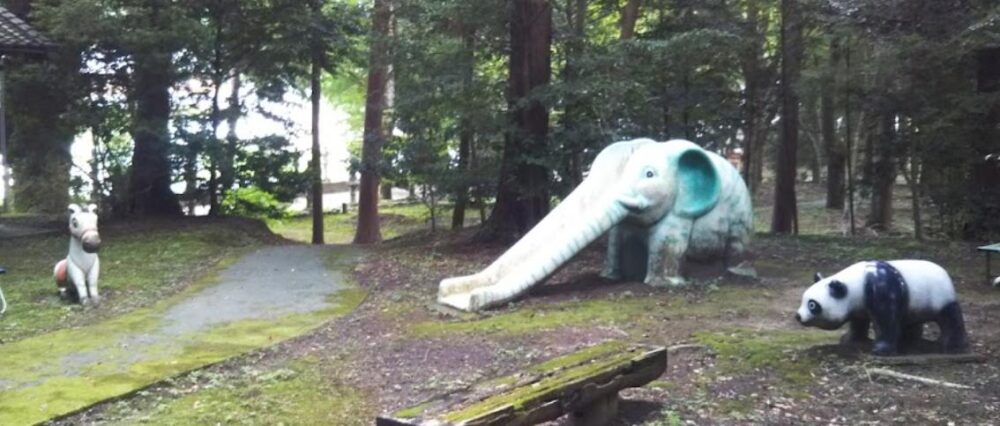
[796, 259, 969, 356]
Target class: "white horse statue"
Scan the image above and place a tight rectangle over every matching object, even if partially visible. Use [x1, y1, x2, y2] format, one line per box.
[54, 204, 102, 304]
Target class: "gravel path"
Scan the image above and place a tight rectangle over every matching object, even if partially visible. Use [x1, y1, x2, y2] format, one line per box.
[0, 244, 361, 425]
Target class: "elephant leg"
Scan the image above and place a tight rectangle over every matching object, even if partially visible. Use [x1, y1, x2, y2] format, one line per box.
[600, 226, 622, 280]
[644, 215, 692, 288]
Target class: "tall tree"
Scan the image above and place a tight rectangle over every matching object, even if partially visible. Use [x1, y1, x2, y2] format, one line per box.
[771, 0, 802, 234]
[479, 0, 553, 241]
[620, 0, 641, 40]
[309, 0, 324, 244]
[738, 0, 778, 196]
[451, 27, 475, 230]
[823, 39, 846, 209]
[354, 0, 392, 244]
[3, 0, 76, 213]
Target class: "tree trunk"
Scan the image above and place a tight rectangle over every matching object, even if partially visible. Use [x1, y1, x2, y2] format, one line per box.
[867, 111, 895, 231]
[452, 31, 475, 230]
[222, 72, 241, 198]
[824, 39, 845, 209]
[310, 46, 324, 245]
[771, 0, 802, 234]
[129, 46, 181, 216]
[739, 0, 774, 198]
[559, 0, 587, 192]
[354, 0, 392, 244]
[619, 0, 641, 40]
[478, 0, 553, 242]
[207, 69, 222, 216]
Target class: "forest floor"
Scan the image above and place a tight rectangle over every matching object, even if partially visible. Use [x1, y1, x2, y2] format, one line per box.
[33, 185, 1000, 425]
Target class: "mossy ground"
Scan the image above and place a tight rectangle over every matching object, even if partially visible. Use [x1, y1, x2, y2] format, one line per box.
[0, 234, 365, 425]
[0, 219, 270, 343]
[100, 359, 372, 426]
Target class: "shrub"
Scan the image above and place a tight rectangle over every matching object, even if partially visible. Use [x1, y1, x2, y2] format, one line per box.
[221, 187, 289, 220]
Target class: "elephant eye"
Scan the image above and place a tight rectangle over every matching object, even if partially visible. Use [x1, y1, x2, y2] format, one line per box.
[643, 167, 655, 178]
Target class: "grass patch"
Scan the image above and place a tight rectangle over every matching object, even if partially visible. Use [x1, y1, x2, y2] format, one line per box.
[268, 202, 453, 244]
[0, 221, 267, 343]
[693, 328, 832, 388]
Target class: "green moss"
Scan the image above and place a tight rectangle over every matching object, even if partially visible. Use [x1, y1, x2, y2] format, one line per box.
[0, 249, 367, 425]
[409, 286, 768, 338]
[105, 360, 372, 426]
[394, 401, 435, 419]
[693, 328, 832, 389]
[0, 222, 266, 343]
[442, 344, 643, 422]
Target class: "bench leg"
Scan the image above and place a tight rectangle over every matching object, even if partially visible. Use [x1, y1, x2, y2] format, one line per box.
[570, 393, 619, 426]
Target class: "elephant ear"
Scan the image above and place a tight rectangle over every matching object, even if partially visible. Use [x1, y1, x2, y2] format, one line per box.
[673, 148, 721, 218]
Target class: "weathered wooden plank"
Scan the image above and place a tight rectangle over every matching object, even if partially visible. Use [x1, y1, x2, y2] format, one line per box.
[378, 342, 667, 426]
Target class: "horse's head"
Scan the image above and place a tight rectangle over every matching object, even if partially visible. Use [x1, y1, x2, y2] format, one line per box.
[68, 204, 101, 253]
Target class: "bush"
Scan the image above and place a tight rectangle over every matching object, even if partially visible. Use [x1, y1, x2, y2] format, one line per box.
[221, 187, 290, 220]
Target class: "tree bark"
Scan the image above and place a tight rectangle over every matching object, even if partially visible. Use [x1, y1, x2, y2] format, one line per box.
[478, 0, 553, 242]
[129, 44, 181, 216]
[222, 72, 241, 199]
[867, 111, 895, 231]
[452, 30, 476, 230]
[824, 39, 845, 209]
[310, 45, 324, 244]
[739, 0, 775, 197]
[354, 0, 392, 244]
[620, 0, 641, 40]
[771, 0, 802, 234]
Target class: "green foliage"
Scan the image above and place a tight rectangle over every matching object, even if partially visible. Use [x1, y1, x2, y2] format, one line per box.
[235, 136, 309, 202]
[221, 186, 289, 219]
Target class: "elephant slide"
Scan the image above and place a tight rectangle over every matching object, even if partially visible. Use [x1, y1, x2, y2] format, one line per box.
[438, 139, 753, 312]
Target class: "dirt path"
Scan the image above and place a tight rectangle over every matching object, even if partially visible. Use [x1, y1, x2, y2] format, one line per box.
[0, 244, 364, 425]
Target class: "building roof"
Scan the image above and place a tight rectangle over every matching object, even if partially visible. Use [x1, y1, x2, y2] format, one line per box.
[0, 6, 51, 54]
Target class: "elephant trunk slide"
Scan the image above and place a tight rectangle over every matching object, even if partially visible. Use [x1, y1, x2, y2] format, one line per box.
[438, 194, 627, 311]
[437, 141, 650, 312]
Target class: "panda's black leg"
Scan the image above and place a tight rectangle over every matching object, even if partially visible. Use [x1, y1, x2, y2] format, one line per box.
[871, 319, 901, 356]
[840, 318, 871, 345]
[900, 322, 925, 352]
[937, 302, 970, 353]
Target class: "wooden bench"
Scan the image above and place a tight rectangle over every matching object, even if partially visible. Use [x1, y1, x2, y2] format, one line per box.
[377, 342, 667, 426]
[977, 243, 1000, 284]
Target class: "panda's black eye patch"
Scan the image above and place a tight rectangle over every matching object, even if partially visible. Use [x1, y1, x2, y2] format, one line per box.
[828, 280, 848, 299]
[808, 299, 822, 315]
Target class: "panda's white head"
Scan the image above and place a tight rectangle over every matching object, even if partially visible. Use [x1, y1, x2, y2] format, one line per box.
[795, 272, 851, 330]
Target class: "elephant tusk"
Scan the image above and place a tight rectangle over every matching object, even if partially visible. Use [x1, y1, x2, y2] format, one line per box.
[617, 194, 650, 211]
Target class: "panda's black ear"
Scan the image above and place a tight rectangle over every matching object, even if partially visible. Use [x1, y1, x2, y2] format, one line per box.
[828, 280, 848, 299]
[813, 272, 824, 283]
